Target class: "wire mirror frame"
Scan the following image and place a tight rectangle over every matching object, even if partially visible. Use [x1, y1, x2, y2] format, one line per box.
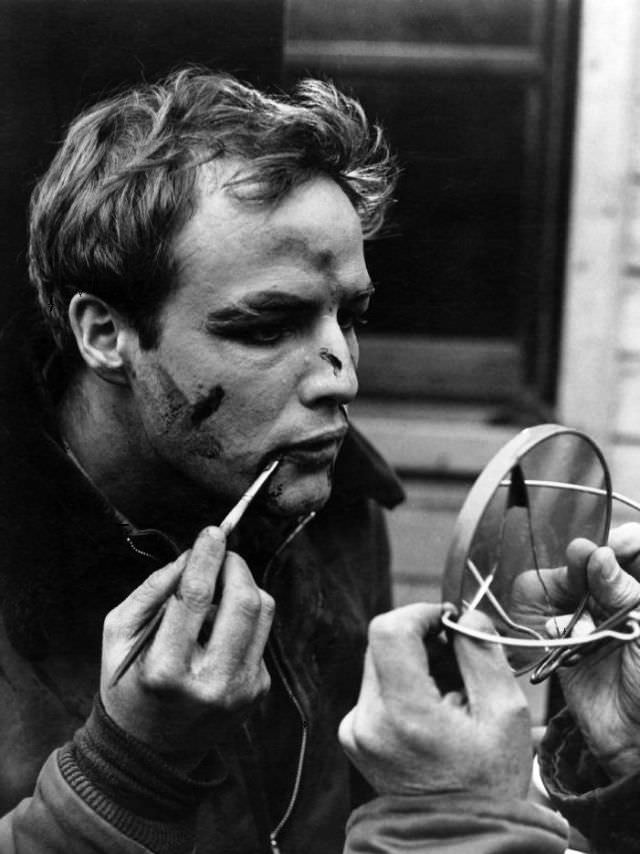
[438, 424, 636, 683]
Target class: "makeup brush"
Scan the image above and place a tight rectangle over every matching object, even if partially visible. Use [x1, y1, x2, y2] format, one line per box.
[108, 458, 280, 687]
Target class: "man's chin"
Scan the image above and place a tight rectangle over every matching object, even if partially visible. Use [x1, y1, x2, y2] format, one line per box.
[264, 466, 334, 518]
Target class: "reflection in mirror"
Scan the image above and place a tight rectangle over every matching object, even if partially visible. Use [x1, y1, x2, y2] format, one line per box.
[442, 425, 612, 675]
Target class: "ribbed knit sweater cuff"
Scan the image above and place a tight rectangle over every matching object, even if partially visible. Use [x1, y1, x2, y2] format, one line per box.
[57, 695, 226, 851]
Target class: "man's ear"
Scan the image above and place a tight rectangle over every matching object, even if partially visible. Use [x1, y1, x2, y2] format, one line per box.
[67, 292, 132, 385]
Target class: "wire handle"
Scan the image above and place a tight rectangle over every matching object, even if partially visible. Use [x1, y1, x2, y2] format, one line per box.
[441, 609, 640, 650]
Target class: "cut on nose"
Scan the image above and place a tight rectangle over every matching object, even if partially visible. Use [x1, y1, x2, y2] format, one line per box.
[319, 348, 343, 374]
[299, 342, 358, 407]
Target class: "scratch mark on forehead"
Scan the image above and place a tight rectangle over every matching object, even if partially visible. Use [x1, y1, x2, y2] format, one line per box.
[262, 233, 335, 273]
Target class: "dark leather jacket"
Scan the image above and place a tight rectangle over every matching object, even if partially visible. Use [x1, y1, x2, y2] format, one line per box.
[0, 318, 404, 852]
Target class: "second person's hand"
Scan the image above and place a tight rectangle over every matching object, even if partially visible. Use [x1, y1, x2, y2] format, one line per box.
[338, 604, 532, 800]
[550, 537, 640, 780]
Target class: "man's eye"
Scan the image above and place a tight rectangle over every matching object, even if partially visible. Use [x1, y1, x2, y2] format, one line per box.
[244, 325, 286, 345]
[338, 309, 369, 331]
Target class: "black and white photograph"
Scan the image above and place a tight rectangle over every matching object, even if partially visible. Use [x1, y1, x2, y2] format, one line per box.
[0, 2, 636, 852]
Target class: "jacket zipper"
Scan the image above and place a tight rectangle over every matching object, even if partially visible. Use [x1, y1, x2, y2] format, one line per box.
[262, 512, 315, 854]
[124, 511, 316, 854]
[125, 535, 166, 561]
[266, 643, 309, 854]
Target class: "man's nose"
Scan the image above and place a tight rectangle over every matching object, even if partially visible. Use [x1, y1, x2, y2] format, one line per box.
[299, 318, 358, 407]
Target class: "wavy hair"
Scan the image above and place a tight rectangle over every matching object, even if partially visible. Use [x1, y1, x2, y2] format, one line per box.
[28, 68, 397, 356]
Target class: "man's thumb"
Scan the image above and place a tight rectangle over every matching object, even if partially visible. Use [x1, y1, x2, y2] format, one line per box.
[586, 546, 640, 615]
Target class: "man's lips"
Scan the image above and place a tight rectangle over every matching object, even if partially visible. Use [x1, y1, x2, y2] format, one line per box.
[273, 429, 347, 466]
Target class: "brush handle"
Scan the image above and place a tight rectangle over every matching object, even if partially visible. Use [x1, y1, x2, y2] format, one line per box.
[108, 460, 280, 688]
[108, 605, 167, 688]
[218, 459, 280, 534]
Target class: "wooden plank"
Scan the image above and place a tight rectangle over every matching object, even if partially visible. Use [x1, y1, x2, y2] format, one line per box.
[626, 183, 640, 270]
[352, 406, 518, 476]
[610, 441, 640, 515]
[357, 334, 522, 401]
[618, 279, 640, 355]
[557, 0, 639, 449]
[613, 357, 640, 440]
[285, 39, 542, 76]
[632, 76, 640, 177]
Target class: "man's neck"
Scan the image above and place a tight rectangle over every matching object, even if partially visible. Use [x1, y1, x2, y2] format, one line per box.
[56, 369, 217, 543]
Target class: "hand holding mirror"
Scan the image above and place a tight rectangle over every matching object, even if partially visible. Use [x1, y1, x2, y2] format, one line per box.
[440, 423, 640, 682]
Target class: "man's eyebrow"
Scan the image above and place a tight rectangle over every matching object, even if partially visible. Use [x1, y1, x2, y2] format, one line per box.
[206, 285, 375, 324]
[205, 293, 318, 324]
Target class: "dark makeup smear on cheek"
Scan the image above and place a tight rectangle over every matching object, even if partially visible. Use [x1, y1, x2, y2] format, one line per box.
[190, 385, 225, 426]
[155, 366, 223, 458]
[158, 373, 192, 428]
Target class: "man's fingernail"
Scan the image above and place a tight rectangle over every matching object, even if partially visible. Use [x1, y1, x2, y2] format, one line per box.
[600, 548, 618, 580]
[442, 601, 458, 618]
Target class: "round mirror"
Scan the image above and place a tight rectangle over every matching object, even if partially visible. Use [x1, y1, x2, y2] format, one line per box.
[441, 424, 612, 675]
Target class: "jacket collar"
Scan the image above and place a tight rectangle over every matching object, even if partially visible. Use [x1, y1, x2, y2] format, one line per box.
[332, 423, 404, 509]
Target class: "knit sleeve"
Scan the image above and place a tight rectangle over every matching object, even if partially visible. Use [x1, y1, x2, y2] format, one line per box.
[344, 793, 568, 854]
[0, 695, 227, 854]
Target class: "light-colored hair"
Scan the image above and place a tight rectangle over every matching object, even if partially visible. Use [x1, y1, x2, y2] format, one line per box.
[28, 67, 397, 357]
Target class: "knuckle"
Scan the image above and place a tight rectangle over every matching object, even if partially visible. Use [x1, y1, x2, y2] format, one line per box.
[212, 684, 251, 713]
[395, 714, 430, 748]
[337, 713, 358, 757]
[140, 662, 181, 695]
[244, 667, 269, 701]
[235, 588, 262, 620]
[102, 607, 120, 637]
[132, 564, 179, 604]
[145, 566, 173, 593]
[337, 715, 350, 747]
[496, 693, 531, 729]
[224, 551, 251, 577]
[214, 665, 271, 708]
[257, 666, 271, 697]
[349, 719, 380, 757]
[179, 580, 213, 612]
[260, 591, 276, 620]
[249, 667, 271, 703]
[340, 702, 392, 758]
[368, 612, 397, 643]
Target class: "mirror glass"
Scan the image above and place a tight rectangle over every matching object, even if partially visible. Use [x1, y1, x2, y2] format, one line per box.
[441, 425, 612, 672]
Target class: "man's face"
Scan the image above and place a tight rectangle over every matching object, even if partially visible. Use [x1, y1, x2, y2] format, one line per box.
[121, 171, 371, 518]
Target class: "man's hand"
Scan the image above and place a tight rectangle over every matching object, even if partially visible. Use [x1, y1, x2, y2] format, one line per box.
[338, 604, 532, 800]
[548, 531, 640, 780]
[100, 526, 274, 771]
